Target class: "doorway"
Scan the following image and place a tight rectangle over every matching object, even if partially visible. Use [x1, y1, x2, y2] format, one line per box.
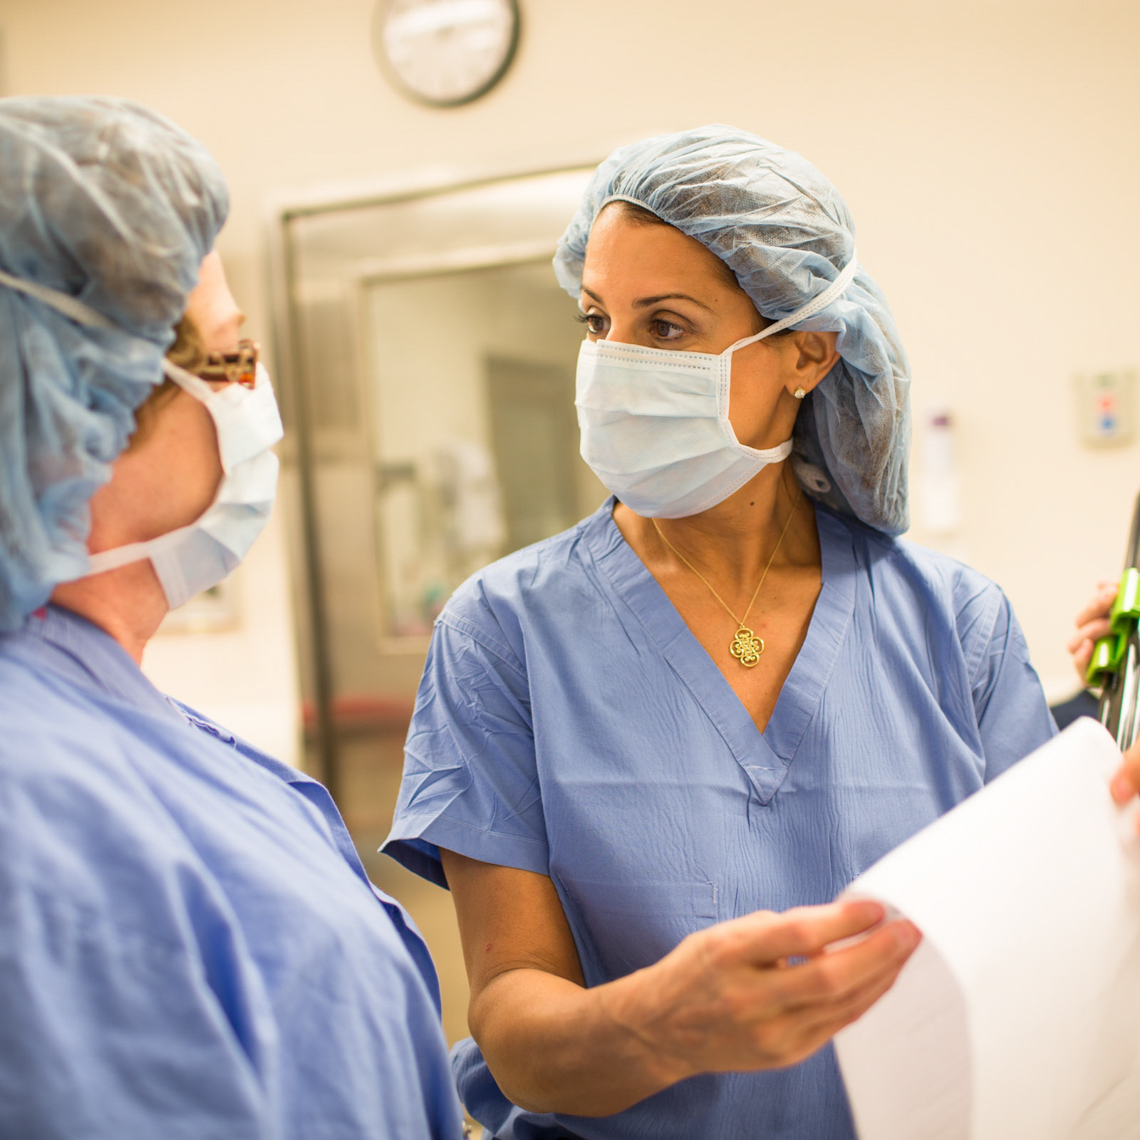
[272, 166, 604, 1055]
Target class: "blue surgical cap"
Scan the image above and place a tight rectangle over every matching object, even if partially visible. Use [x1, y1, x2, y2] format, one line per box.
[554, 125, 911, 535]
[0, 96, 228, 631]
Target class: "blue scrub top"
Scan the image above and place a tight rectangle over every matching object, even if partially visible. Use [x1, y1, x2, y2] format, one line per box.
[384, 499, 1056, 1140]
[0, 605, 464, 1140]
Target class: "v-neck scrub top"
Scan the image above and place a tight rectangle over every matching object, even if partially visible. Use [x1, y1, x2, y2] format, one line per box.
[384, 498, 1057, 1140]
[0, 606, 464, 1140]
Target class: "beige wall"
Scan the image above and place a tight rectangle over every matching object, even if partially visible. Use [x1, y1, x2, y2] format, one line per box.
[4, 0, 1139, 722]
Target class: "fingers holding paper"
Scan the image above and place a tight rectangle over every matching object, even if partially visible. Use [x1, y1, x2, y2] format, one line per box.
[637, 900, 922, 1075]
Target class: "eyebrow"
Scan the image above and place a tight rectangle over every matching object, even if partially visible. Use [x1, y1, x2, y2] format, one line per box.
[581, 286, 715, 313]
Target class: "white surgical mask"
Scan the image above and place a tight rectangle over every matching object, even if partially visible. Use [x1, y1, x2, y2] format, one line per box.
[575, 252, 858, 518]
[84, 359, 282, 608]
[0, 266, 284, 608]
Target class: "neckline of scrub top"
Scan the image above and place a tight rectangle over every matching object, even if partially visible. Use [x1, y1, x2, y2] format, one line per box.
[585, 498, 857, 804]
[22, 608, 354, 832]
[19, 605, 185, 724]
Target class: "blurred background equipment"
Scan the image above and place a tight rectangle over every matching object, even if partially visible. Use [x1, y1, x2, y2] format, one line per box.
[918, 406, 962, 538]
[1086, 492, 1140, 750]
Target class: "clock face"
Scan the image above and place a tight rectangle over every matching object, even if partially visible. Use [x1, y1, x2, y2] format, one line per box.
[374, 0, 520, 108]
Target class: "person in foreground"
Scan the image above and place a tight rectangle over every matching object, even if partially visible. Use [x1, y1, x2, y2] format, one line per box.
[0, 97, 463, 1139]
[382, 126, 1058, 1139]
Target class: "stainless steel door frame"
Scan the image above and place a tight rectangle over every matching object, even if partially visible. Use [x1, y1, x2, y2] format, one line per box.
[268, 165, 595, 802]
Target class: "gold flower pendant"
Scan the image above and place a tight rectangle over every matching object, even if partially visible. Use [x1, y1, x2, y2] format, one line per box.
[729, 625, 765, 668]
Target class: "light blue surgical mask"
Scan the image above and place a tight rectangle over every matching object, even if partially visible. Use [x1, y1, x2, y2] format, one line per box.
[0, 267, 283, 609]
[574, 253, 858, 519]
[84, 359, 282, 608]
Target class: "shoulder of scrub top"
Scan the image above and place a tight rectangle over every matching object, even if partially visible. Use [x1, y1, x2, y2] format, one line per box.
[815, 502, 1022, 677]
[433, 500, 612, 673]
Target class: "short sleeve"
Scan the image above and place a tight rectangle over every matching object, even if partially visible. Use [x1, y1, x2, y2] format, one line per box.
[383, 610, 548, 888]
[957, 582, 1058, 781]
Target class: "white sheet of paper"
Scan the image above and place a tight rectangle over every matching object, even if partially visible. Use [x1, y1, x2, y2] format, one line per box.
[834, 717, 1140, 1140]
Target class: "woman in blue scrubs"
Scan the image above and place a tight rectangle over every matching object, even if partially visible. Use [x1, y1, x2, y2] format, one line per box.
[384, 126, 1056, 1139]
[0, 97, 462, 1139]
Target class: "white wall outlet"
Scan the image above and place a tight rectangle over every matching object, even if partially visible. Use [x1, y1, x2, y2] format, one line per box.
[1074, 371, 1137, 448]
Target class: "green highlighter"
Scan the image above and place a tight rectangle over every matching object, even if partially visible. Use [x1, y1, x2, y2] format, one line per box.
[1086, 494, 1140, 749]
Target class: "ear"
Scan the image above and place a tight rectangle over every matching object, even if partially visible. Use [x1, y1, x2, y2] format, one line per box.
[786, 330, 840, 397]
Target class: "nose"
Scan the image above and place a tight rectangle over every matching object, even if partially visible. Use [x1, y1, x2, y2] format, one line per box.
[601, 315, 650, 348]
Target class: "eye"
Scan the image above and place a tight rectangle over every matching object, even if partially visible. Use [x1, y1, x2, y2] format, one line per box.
[651, 318, 686, 342]
[575, 310, 609, 337]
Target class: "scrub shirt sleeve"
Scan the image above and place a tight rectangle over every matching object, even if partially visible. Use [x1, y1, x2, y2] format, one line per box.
[959, 580, 1058, 781]
[384, 611, 547, 889]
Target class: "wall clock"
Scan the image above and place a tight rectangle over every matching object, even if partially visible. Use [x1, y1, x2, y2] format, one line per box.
[373, 0, 520, 108]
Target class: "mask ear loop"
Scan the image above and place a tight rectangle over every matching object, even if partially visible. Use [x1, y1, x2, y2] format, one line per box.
[84, 528, 188, 576]
[722, 252, 859, 356]
[83, 364, 229, 579]
[162, 357, 216, 403]
[82, 363, 217, 578]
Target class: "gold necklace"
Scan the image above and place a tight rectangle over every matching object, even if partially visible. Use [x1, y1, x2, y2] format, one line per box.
[652, 492, 800, 668]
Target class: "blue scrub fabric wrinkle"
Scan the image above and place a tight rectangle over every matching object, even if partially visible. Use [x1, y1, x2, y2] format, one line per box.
[0, 605, 463, 1140]
[166, 696, 445, 1008]
[384, 497, 1055, 1140]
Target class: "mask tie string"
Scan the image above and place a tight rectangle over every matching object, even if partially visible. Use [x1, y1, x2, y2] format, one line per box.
[723, 252, 859, 355]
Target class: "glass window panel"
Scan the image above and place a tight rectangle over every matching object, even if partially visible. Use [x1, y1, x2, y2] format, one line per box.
[362, 259, 605, 641]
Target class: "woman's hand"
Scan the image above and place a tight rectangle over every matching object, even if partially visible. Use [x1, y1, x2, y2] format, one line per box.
[1067, 580, 1119, 682]
[604, 900, 921, 1082]
[441, 850, 919, 1118]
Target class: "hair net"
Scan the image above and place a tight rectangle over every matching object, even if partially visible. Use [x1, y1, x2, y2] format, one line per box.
[0, 96, 228, 631]
[554, 125, 911, 535]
